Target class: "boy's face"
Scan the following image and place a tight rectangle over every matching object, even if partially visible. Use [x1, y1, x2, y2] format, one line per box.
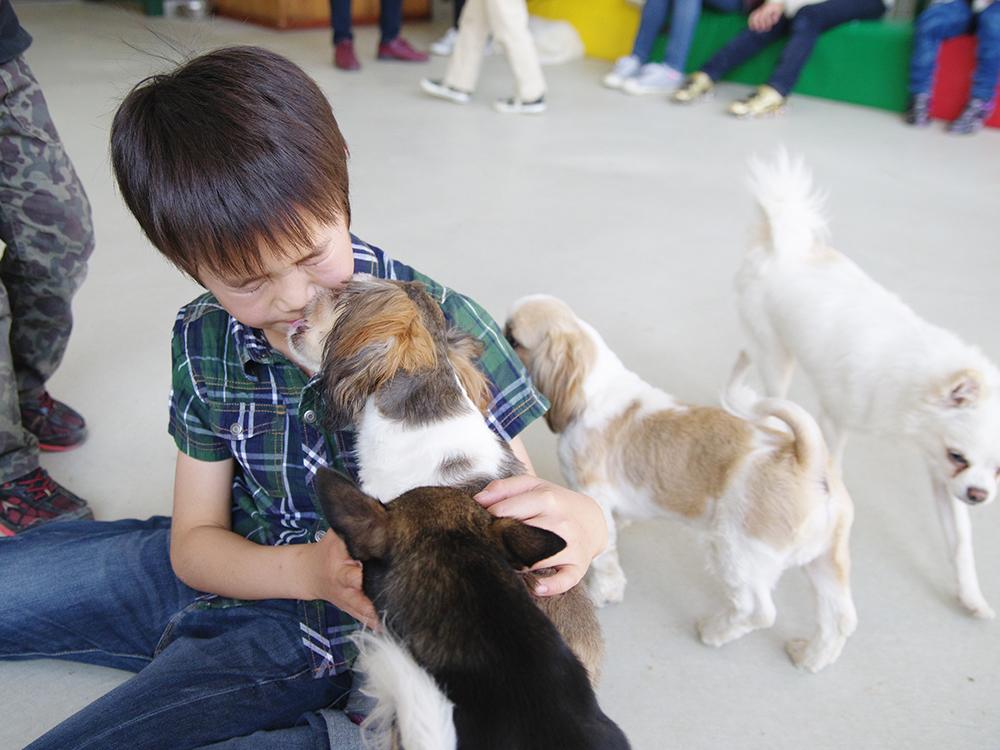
[198, 218, 354, 363]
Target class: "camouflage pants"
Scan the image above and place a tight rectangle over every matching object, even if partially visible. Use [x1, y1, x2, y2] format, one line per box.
[0, 55, 93, 481]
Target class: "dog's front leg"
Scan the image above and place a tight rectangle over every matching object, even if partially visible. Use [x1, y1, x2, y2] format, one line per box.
[933, 475, 996, 619]
[585, 488, 627, 607]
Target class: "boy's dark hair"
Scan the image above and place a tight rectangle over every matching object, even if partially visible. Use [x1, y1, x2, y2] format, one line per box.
[111, 45, 350, 282]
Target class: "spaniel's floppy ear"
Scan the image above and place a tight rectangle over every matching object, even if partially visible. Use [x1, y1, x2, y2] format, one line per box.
[315, 467, 389, 561]
[447, 327, 490, 416]
[321, 287, 439, 430]
[529, 324, 595, 434]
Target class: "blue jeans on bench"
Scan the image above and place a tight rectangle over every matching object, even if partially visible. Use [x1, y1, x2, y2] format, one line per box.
[700, 0, 886, 95]
[632, 0, 743, 71]
[909, 0, 1000, 104]
[0, 517, 357, 750]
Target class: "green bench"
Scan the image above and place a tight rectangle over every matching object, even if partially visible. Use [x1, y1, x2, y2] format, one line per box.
[650, 10, 914, 112]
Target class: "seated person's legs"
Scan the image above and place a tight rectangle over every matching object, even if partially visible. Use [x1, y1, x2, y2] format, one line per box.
[906, 0, 973, 123]
[768, 0, 887, 97]
[971, 2, 1000, 105]
[12, 586, 353, 750]
[948, 1, 1000, 132]
[0, 517, 187, 671]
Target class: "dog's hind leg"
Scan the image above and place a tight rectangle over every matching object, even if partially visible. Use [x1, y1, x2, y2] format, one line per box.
[786, 513, 857, 672]
[741, 330, 795, 399]
[933, 476, 996, 619]
[697, 538, 782, 647]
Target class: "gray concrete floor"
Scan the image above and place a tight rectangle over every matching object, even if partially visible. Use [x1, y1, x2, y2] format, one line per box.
[3, 0, 1000, 747]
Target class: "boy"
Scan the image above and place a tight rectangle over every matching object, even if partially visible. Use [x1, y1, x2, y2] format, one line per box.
[0, 46, 607, 749]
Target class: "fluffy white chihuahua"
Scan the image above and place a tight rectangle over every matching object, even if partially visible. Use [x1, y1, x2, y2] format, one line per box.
[505, 296, 856, 672]
[737, 150, 1000, 619]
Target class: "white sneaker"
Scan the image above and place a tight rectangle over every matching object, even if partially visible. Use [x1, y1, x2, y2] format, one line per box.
[602, 54, 641, 89]
[493, 96, 547, 114]
[621, 62, 683, 95]
[421, 78, 471, 104]
[431, 27, 459, 56]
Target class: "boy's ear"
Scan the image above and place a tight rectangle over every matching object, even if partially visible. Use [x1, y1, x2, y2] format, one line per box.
[492, 517, 567, 570]
[315, 468, 389, 560]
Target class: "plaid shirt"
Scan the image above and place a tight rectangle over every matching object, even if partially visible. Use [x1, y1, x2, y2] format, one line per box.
[168, 236, 548, 677]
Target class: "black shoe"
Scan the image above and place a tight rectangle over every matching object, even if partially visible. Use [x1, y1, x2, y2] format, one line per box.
[20, 392, 88, 451]
[0, 467, 93, 536]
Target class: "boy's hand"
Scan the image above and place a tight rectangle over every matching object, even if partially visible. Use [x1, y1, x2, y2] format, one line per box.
[475, 476, 607, 597]
[749, 2, 784, 32]
[310, 530, 380, 629]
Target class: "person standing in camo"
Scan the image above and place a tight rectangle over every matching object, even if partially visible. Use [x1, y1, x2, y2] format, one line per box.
[0, 0, 94, 535]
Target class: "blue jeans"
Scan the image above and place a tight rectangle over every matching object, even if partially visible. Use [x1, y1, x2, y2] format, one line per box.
[909, 0, 1000, 103]
[632, 0, 744, 71]
[701, 0, 886, 95]
[329, 0, 403, 44]
[0, 518, 356, 750]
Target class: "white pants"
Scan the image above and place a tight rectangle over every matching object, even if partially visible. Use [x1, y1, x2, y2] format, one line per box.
[444, 0, 546, 101]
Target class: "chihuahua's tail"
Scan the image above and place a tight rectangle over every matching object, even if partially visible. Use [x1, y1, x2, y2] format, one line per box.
[352, 630, 458, 750]
[746, 147, 831, 261]
[722, 351, 828, 480]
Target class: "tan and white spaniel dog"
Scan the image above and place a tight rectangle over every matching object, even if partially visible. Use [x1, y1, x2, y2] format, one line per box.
[505, 296, 857, 672]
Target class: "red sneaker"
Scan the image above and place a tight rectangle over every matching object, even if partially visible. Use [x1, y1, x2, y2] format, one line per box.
[0, 467, 93, 536]
[377, 37, 429, 62]
[335, 40, 361, 71]
[20, 392, 88, 451]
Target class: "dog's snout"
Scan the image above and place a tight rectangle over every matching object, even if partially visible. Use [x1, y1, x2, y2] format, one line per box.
[966, 487, 989, 504]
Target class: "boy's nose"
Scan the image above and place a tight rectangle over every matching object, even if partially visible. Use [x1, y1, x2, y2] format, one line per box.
[278, 274, 318, 313]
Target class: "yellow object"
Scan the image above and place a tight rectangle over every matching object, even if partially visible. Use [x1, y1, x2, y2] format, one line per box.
[527, 0, 640, 60]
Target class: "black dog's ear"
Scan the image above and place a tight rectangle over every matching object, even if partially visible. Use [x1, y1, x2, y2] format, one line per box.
[315, 468, 390, 560]
[493, 517, 567, 570]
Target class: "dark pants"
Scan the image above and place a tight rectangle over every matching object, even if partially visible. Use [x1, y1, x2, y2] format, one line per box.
[909, 0, 1000, 103]
[0, 518, 355, 749]
[330, 0, 404, 44]
[702, 0, 886, 96]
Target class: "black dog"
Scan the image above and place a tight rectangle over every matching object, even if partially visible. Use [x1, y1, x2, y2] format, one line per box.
[317, 468, 630, 750]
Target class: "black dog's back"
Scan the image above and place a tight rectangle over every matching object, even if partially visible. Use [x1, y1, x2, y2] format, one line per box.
[316, 470, 630, 750]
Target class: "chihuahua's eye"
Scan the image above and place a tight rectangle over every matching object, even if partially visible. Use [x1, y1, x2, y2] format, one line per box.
[947, 451, 969, 470]
[504, 330, 520, 349]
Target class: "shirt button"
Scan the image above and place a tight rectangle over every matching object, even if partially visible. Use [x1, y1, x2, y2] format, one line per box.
[303, 410, 318, 424]
[229, 423, 243, 437]
[315, 529, 326, 541]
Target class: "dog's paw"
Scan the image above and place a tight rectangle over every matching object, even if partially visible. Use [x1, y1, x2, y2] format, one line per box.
[785, 637, 845, 673]
[697, 612, 750, 647]
[962, 597, 996, 620]
[588, 569, 627, 608]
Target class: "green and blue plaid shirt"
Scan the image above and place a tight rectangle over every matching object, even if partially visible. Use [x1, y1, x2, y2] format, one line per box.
[168, 236, 548, 676]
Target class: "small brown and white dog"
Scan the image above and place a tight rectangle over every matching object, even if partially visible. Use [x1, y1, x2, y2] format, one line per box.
[504, 296, 857, 672]
[316, 469, 630, 750]
[287, 276, 607, 743]
[737, 151, 1000, 619]
[287, 274, 523, 502]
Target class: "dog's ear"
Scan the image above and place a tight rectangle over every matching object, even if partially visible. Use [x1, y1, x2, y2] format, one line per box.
[529, 327, 594, 434]
[315, 468, 389, 560]
[492, 517, 567, 570]
[447, 327, 490, 416]
[321, 286, 439, 430]
[937, 370, 986, 409]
